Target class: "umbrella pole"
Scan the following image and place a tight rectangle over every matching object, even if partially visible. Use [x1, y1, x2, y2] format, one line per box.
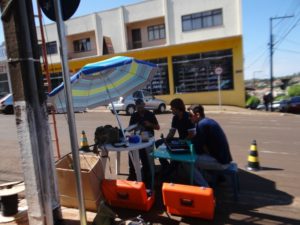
[104, 87, 128, 145]
[111, 101, 127, 143]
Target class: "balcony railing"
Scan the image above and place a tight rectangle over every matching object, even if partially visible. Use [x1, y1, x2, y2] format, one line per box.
[127, 39, 166, 50]
[68, 48, 98, 59]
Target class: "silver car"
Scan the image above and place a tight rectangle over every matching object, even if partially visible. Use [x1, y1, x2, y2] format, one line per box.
[108, 90, 166, 115]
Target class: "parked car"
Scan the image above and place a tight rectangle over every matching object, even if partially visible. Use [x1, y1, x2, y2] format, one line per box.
[286, 96, 300, 114]
[256, 99, 288, 112]
[107, 90, 166, 115]
[0, 92, 9, 99]
[0, 93, 14, 114]
[0, 93, 58, 114]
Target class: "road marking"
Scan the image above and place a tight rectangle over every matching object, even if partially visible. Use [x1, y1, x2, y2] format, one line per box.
[260, 150, 296, 155]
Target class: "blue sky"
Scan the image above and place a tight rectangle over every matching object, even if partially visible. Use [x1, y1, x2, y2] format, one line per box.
[1, 0, 300, 80]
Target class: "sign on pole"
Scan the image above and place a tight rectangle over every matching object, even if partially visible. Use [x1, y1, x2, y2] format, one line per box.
[215, 67, 223, 110]
[215, 67, 223, 75]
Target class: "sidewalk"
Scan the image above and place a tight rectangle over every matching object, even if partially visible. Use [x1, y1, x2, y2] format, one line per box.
[87, 104, 289, 116]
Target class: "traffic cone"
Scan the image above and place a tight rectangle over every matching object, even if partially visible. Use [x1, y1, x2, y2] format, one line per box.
[80, 130, 90, 152]
[247, 140, 260, 171]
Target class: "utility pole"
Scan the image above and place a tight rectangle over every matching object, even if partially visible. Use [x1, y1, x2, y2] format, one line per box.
[269, 15, 293, 111]
[0, 1, 60, 224]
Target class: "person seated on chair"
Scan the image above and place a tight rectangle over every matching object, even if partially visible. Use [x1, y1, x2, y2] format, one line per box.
[127, 98, 160, 189]
[189, 104, 233, 187]
[156, 98, 195, 181]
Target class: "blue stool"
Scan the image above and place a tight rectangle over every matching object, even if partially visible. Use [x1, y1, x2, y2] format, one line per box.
[208, 162, 240, 201]
[221, 162, 240, 201]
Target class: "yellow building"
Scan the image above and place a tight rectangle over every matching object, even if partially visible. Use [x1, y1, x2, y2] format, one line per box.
[39, 0, 244, 106]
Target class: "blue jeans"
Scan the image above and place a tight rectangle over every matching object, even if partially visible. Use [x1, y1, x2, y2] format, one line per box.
[193, 154, 230, 187]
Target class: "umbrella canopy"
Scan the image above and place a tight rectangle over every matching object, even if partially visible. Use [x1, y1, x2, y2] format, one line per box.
[49, 56, 157, 113]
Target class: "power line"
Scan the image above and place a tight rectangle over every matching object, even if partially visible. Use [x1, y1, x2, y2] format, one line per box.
[274, 15, 300, 47]
[276, 37, 300, 46]
[276, 48, 300, 54]
[244, 48, 269, 70]
[272, 1, 300, 45]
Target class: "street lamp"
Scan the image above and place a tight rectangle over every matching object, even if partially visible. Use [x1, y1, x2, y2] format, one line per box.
[253, 70, 262, 88]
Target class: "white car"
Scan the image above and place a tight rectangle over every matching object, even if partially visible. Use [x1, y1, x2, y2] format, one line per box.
[108, 90, 166, 115]
[0, 93, 14, 114]
[256, 100, 288, 112]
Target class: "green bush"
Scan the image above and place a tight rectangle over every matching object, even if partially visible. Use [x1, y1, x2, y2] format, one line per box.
[274, 95, 289, 101]
[246, 96, 260, 109]
[288, 84, 300, 97]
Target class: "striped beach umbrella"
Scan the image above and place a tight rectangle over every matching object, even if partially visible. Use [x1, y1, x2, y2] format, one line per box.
[49, 56, 158, 113]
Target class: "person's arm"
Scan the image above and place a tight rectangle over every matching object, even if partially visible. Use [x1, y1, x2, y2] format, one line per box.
[129, 114, 136, 126]
[186, 128, 196, 139]
[144, 120, 160, 130]
[192, 124, 206, 155]
[166, 116, 176, 139]
[166, 128, 176, 140]
[143, 112, 160, 130]
[186, 115, 196, 139]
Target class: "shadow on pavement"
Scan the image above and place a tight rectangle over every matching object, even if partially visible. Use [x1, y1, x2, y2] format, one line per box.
[108, 167, 297, 225]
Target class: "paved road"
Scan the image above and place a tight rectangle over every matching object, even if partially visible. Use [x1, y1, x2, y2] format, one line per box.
[0, 107, 300, 224]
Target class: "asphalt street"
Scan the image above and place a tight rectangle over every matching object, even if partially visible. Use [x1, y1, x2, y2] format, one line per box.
[0, 106, 300, 224]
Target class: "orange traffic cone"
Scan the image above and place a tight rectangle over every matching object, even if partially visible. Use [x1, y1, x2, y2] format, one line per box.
[247, 140, 260, 171]
[80, 130, 90, 152]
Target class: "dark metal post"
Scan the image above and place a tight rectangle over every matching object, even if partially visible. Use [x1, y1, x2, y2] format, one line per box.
[269, 15, 293, 112]
[269, 18, 274, 111]
[52, 0, 87, 224]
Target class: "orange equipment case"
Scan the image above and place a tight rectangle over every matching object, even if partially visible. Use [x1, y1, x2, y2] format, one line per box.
[162, 183, 215, 220]
[101, 179, 154, 211]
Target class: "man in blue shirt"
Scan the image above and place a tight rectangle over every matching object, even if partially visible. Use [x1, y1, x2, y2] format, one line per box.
[189, 105, 232, 186]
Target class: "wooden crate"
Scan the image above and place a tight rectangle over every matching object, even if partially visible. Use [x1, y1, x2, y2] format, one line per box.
[56, 153, 105, 209]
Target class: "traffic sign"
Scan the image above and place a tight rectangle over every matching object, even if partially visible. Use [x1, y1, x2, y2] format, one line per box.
[215, 67, 223, 75]
[38, 0, 80, 22]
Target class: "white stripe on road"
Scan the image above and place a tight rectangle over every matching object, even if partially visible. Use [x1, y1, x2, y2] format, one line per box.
[260, 150, 296, 155]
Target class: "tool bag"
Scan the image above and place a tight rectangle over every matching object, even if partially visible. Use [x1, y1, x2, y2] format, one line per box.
[93, 125, 120, 150]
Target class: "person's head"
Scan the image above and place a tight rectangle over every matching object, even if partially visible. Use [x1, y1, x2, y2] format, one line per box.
[170, 98, 186, 116]
[135, 98, 145, 113]
[188, 104, 205, 123]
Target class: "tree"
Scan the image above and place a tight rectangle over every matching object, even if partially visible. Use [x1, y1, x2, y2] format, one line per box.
[288, 84, 300, 97]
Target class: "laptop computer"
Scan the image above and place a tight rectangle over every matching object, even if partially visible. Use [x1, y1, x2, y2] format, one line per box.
[165, 139, 191, 154]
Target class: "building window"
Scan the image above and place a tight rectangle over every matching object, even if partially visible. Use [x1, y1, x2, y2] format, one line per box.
[172, 49, 233, 93]
[143, 58, 169, 95]
[73, 38, 91, 53]
[43, 72, 63, 92]
[182, 9, 222, 32]
[46, 41, 57, 54]
[39, 41, 58, 56]
[148, 24, 165, 41]
[0, 73, 10, 95]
